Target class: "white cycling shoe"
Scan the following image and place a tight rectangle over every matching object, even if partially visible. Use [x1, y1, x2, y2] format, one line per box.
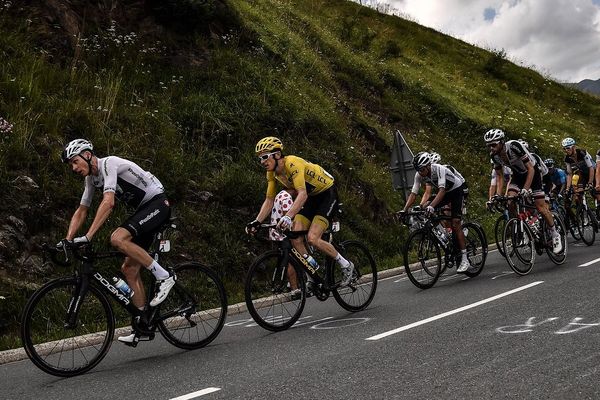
[552, 235, 563, 254]
[150, 274, 177, 307]
[457, 258, 470, 273]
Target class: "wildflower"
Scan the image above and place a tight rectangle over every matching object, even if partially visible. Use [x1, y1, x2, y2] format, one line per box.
[0, 117, 13, 134]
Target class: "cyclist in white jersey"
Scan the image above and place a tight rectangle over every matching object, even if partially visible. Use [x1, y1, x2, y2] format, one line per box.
[484, 129, 562, 254]
[60, 139, 174, 345]
[400, 152, 471, 273]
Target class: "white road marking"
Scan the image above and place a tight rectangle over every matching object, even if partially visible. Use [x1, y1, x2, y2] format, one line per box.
[365, 281, 544, 341]
[170, 387, 221, 400]
[578, 257, 600, 268]
[292, 316, 333, 328]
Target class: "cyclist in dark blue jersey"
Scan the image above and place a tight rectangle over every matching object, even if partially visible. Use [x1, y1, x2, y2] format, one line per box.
[542, 158, 567, 197]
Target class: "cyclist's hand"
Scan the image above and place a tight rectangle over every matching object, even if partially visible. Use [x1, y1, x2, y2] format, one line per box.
[486, 200, 494, 212]
[56, 239, 68, 249]
[425, 205, 435, 216]
[245, 219, 261, 235]
[411, 205, 421, 212]
[520, 188, 532, 198]
[276, 215, 293, 231]
[395, 210, 406, 223]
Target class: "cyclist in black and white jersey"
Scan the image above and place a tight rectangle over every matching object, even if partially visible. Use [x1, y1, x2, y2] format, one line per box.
[596, 149, 600, 205]
[400, 152, 471, 272]
[60, 139, 174, 345]
[562, 137, 594, 204]
[484, 129, 562, 254]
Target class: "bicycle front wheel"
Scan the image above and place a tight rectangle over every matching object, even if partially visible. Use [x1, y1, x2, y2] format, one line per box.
[21, 278, 114, 377]
[494, 215, 507, 257]
[403, 229, 442, 289]
[158, 262, 227, 349]
[462, 222, 488, 278]
[502, 218, 535, 275]
[245, 250, 306, 331]
[331, 240, 377, 312]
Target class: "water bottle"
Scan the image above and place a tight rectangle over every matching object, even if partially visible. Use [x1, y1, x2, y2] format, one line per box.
[303, 253, 320, 272]
[434, 223, 449, 246]
[113, 277, 134, 298]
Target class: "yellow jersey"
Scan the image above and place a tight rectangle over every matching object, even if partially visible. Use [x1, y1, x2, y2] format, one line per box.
[266, 155, 334, 198]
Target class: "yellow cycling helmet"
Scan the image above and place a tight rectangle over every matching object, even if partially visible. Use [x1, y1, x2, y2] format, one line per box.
[255, 136, 283, 154]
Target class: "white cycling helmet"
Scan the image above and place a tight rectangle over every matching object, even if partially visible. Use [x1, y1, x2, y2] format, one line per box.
[429, 152, 441, 164]
[483, 128, 505, 144]
[561, 137, 576, 148]
[412, 151, 432, 170]
[61, 139, 94, 163]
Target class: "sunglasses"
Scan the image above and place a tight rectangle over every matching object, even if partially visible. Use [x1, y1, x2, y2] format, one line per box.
[487, 142, 501, 148]
[562, 146, 574, 151]
[258, 151, 278, 162]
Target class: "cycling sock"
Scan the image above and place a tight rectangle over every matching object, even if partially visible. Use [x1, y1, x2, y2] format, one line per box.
[148, 260, 170, 280]
[335, 253, 350, 268]
[550, 225, 559, 238]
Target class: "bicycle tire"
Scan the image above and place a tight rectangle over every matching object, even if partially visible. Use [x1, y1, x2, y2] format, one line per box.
[21, 277, 114, 377]
[545, 211, 567, 265]
[462, 222, 488, 278]
[502, 218, 535, 275]
[158, 262, 227, 349]
[578, 206, 596, 246]
[331, 240, 378, 312]
[566, 207, 582, 240]
[245, 250, 306, 331]
[494, 215, 507, 257]
[403, 229, 442, 289]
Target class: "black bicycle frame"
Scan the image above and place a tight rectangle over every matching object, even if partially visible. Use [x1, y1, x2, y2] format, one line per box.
[277, 235, 334, 290]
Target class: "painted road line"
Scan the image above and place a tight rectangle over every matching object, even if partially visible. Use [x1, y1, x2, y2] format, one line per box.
[293, 316, 333, 328]
[578, 257, 600, 268]
[365, 281, 544, 341]
[170, 388, 221, 400]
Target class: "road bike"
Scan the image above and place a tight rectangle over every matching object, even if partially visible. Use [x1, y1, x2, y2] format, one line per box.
[20, 218, 227, 377]
[563, 187, 598, 246]
[244, 222, 377, 332]
[501, 194, 567, 275]
[401, 209, 488, 289]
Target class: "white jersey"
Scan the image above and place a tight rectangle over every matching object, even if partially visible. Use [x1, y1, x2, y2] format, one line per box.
[411, 163, 465, 194]
[490, 166, 512, 186]
[80, 156, 164, 210]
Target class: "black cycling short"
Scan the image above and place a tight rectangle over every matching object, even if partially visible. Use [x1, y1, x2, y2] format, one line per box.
[509, 170, 544, 199]
[296, 185, 338, 230]
[121, 194, 171, 250]
[437, 184, 465, 218]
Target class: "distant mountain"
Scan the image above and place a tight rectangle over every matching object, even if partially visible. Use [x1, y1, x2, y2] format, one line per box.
[572, 78, 600, 96]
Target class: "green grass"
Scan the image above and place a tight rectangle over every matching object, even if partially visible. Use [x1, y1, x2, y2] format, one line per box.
[1, 0, 600, 350]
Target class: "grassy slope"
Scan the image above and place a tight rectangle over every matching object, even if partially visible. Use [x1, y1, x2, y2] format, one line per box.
[0, 0, 599, 349]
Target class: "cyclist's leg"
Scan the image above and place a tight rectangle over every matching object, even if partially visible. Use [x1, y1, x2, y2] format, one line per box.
[120, 256, 145, 309]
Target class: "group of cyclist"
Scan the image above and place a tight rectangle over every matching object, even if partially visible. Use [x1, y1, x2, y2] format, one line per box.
[57, 128, 599, 344]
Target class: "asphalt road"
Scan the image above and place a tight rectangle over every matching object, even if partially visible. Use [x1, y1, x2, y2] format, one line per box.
[2, 238, 600, 400]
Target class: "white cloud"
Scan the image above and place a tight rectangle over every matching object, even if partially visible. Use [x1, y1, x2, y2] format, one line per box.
[383, 0, 600, 82]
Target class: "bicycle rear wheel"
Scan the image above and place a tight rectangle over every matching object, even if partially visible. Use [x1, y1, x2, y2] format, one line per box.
[21, 278, 114, 377]
[331, 240, 377, 312]
[545, 212, 567, 265]
[578, 206, 596, 246]
[502, 218, 535, 275]
[403, 229, 442, 289]
[245, 250, 306, 331]
[462, 222, 488, 278]
[158, 262, 227, 349]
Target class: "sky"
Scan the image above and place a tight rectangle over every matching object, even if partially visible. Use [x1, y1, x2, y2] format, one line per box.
[375, 0, 600, 83]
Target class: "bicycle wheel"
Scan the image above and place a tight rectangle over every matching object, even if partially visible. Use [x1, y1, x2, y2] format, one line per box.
[578, 206, 596, 246]
[331, 240, 377, 312]
[21, 278, 114, 377]
[158, 262, 227, 349]
[502, 218, 535, 275]
[245, 250, 306, 331]
[566, 207, 582, 240]
[494, 215, 507, 257]
[403, 229, 442, 289]
[462, 222, 488, 278]
[545, 212, 567, 265]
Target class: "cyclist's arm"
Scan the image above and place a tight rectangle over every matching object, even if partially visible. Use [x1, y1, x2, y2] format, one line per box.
[596, 162, 600, 190]
[523, 161, 534, 190]
[429, 187, 446, 209]
[256, 196, 275, 223]
[285, 188, 308, 219]
[84, 192, 115, 240]
[66, 205, 89, 240]
[495, 168, 505, 197]
[419, 184, 432, 207]
[403, 192, 417, 212]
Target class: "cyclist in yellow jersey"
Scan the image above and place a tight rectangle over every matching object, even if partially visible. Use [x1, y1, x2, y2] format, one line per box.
[246, 137, 355, 286]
